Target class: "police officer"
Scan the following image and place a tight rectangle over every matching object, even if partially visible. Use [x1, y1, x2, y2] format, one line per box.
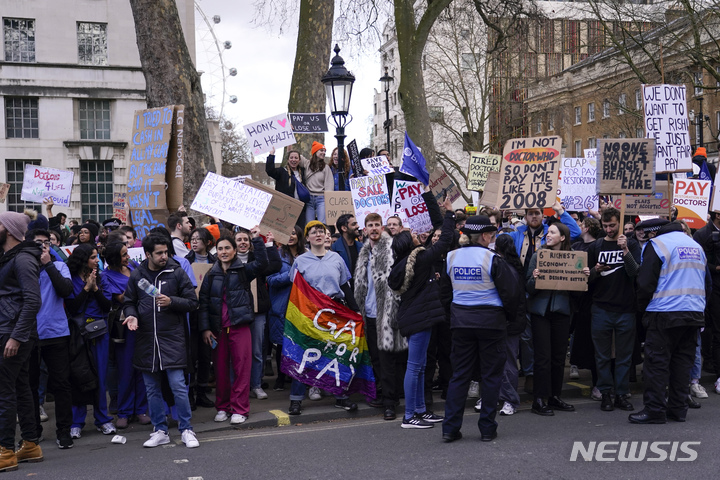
[629, 219, 710, 424]
[442, 216, 524, 442]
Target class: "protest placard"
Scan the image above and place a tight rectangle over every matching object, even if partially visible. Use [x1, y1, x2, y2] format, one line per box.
[243, 113, 296, 156]
[165, 105, 185, 212]
[609, 181, 670, 215]
[242, 178, 305, 244]
[467, 152, 501, 191]
[429, 168, 462, 203]
[560, 157, 598, 211]
[192, 263, 212, 298]
[535, 250, 588, 292]
[113, 193, 127, 224]
[59, 245, 78, 257]
[584, 149, 597, 161]
[361, 155, 394, 176]
[324, 191, 355, 227]
[643, 84, 692, 173]
[191, 172, 272, 229]
[127, 247, 146, 265]
[674, 178, 711, 228]
[128, 106, 173, 212]
[596, 138, 655, 194]
[347, 140, 363, 177]
[350, 174, 392, 226]
[0, 183, 11, 203]
[479, 171, 501, 206]
[499, 136, 561, 209]
[130, 208, 169, 240]
[395, 183, 432, 234]
[20, 165, 74, 206]
[289, 113, 329, 133]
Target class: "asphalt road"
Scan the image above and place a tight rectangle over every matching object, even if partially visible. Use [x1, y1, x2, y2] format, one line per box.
[9, 395, 720, 479]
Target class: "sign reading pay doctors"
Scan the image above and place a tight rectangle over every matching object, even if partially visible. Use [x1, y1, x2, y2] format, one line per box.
[674, 179, 711, 229]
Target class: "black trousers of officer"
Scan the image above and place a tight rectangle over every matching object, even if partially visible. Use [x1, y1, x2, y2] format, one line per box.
[642, 319, 698, 418]
[443, 328, 506, 436]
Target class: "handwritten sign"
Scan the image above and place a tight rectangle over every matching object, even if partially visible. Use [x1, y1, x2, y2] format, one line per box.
[479, 171, 501, 207]
[467, 152, 501, 191]
[711, 177, 720, 214]
[347, 140, 363, 177]
[596, 138, 655, 194]
[395, 182, 432, 233]
[360, 155, 393, 177]
[20, 165, 74, 206]
[643, 84, 692, 173]
[559, 157, 597, 211]
[130, 208, 169, 240]
[243, 178, 305, 245]
[429, 168, 461, 203]
[584, 149, 597, 161]
[243, 113, 296, 156]
[289, 113, 328, 133]
[674, 178, 711, 229]
[609, 181, 670, 215]
[350, 174, 392, 226]
[324, 191, 355, 227]
[192, 263, 212, 298]
[535, 250, 588, 292]
[165, 105, 185, 212]
[191, 172, 272, 229]
[127, 247, 146, 265]
[499, 136, 561, 209]
[113, 193, 127, 224]
[128, 106, 173, 212]
[0, 183, 11, 203]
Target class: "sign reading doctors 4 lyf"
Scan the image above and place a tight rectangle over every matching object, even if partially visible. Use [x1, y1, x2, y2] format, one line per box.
[500, 136, 561, 210]
[21, 165, 74, 206]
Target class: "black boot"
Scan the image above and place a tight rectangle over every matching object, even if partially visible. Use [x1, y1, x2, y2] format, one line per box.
[196, 389, 215, 408]
[531, 398, 554, 416]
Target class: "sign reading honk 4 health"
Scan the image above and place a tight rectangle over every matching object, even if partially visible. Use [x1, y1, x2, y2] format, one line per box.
[244, 113, 296, 156]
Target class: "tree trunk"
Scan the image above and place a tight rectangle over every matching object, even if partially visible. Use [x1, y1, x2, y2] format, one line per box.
[129, 0, 214, 208]
[287, 0, 335, 161]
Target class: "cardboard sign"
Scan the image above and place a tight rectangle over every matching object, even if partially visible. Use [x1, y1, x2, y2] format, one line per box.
[535, 250, 588, 292]
[0, 183, 11, 203]
[596, 138, 655, 194]
[560, 157, 597, 211]
[289, 113, 329, 133]
[243, 113, 296, 156]
[192, 263, 212, 298]
[674, 178, 711, 228]
[21, 165, 74, 206]
[242, 178, 305, 245]
[642, 84, 692, 173]
[130, 208, 169, 240]
[584, 149, 597, 161]
[191, 172, 272, 229]
[609, 181, 670, 215]
[395, 182, 432, 233]
[428, 168, 462, 203]
[467, 152, 501, 191]
[347, 140, 363, 177]
[324, 191, 355, 227]
[165, 105, 185, 212]
[361, 155, 393, 176]
[479, 171, 501, 207]
[499, 136, 561, 209]
[350, 174, 392, 226]
[113, 193, 128, 224]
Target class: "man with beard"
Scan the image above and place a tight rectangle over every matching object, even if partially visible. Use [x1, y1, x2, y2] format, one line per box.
[331, 214, 363, 283]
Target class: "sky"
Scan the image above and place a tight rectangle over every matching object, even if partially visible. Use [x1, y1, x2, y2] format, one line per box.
[194, 0, 380, 159]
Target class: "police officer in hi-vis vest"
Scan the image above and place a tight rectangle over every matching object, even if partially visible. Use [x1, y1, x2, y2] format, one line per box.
[630, 219, 711, 424]
[442, 216, 524, 443]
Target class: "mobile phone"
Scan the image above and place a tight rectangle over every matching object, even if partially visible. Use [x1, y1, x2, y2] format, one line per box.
[210, 337, 218, 349]
[441, 187, 449, 201]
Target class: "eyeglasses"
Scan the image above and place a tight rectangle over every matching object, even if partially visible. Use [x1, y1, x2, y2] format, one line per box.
[35, 240, 51, 247]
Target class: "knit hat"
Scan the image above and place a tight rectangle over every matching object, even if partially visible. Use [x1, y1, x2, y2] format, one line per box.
[27, 213, 50, 231]
[304, 220, 327, 238]
[0, 211, 31, 242]
[311, 141, 325, 156]
[79, 222, 99, 240]
[693, 147, 707, 158]
[635, 217, 669, 234]
[461, 215, 496, 234]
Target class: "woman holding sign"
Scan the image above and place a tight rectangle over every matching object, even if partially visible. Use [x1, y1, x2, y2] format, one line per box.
[265, 147, 308, 229]
[526, 223, 590, 416]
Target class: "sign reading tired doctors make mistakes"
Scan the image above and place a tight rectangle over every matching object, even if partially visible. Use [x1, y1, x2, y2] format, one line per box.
[467, 152, 501, 191]
[244, 113, 296, 156]
[596, 138, 655, 194]
[535, 250, 588, 292]
[642, 84, 692, 173]
[499, 136, 561, 210]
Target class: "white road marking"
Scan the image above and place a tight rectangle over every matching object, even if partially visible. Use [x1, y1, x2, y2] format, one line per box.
[200, 418, 388, 443]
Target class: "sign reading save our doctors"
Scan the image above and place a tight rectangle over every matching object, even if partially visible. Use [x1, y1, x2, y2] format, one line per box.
[350, 174, 392, 225]
[499, 136, 561, 209]
[191, 172, 272, 229]
[244, 113, 296, 156]
[674, 178, 711, 229]
[21, 165, 74, 206]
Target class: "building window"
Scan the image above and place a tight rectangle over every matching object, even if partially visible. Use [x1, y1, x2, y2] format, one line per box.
[537, 19, 555, 54]
[461, 52, 480, 70]
[636, 127, 644, 138]
[635, 89, 642, 110]
[546, 53, 563, 76]
[520, 53, 538, 77]
[694, 71, 703, 96]
[587, 20, 605, 55]
[536, 117, 542, 134]
[716, 66, 720, 87]
[618, 93, 627, 115]
[603, 99, 610, 118]
[548, 115, 554, 131]
[429, 106, 444, 122]
[4, 160, 40, 212]
[574, 140, 582, 157]
[588, 103, 595, 122]
[563, 20, 581, 55]
[3, 18, 35, 62]
[79, 99, 111, 140]
[393, 115, 397, 129]
[574, 106, 582, 125]
[373, 125, 377, 137]
[373, 103, 377, 115]
[5, 97, 39, 139]
[77, 22, 108, 66]
[618, 131, 627, 138]
[80, 160, 113, 219]
[588, 137, 596, 149]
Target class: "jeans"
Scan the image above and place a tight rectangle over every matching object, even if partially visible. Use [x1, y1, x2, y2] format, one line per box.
[142, 368, 193, 433]
[532, 312, 571, 399]
[404, 329, 432, 420]
[591, 305, 636, 396]
[306, 194, 326, 224]
[250, 313, 266, 389]
[691, 331, 702, 381]
[500, 334, 521, 407]
[0, 336, 36, 448]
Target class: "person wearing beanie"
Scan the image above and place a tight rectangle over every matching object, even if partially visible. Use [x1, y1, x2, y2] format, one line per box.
[310, 141, 325, 157]
[0, 211, 43, 470]
[692, 146, 716, 181]
[76, 222, 99, 246]
[304, 143, 334, 225]
[265, 146, 309, 229]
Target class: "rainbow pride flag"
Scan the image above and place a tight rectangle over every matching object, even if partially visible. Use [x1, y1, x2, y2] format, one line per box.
[281, 273, 376, 398]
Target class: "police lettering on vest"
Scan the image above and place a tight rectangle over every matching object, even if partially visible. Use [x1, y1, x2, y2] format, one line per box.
[447, 247, 502, 307]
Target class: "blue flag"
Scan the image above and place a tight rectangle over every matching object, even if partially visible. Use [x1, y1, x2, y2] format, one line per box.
[400, 132, 430, 185]
[700, 161, 712, 184]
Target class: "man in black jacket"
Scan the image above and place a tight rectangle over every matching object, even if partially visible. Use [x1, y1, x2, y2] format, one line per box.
[123, 234, 199, 449]
[0, 212, 42, 471]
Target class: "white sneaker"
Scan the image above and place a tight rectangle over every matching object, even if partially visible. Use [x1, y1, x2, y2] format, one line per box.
[714, 378, 720, 394]
[97, 422, 116, 435]
[214, 411, 229, 422]
[250, 387, 268, 400]
[690, 383, 708, 398]
[308, 387, 322, 401]
[499, 402, 516, 416]
[468, 381, 480, 398]
[70, 427, 82, 439]
[569, 365, 580, 380]
[143, 430, 170, 448]
[230, 414, 247, 425]
[181, 429, 199, 448]
[39, 405, 49, 422]
[473, 398, 482, 413]
[591, 386, 602, 401]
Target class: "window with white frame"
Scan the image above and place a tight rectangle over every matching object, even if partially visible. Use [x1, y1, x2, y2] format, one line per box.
[3, 18, 35, 62]
[603, 99, 610, 118]
[635, 89, 642, 110]
[548, 115, 554, 131]
[536, 117, 542, 133]
[588, 103, 595, 122]
[79, 99, 111, 140]
[5, 159, 40, 212]
[618, 131, 627, 138]
[575, 106, 581, 125]
[588, 137, 596, 149]
[575, 140, 582, 157]
[77, 22, 108, 65]
[80, 160, 114, 220]
[5, 97, 39, 138]
[618, 93, 627, 115]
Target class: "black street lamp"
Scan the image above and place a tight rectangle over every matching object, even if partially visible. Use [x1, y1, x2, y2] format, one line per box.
[379, 67, 394, 153]
[321, 44, 355, 191]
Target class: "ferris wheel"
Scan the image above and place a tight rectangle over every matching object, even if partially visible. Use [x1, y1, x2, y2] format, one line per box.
[194, 1, 237, 119]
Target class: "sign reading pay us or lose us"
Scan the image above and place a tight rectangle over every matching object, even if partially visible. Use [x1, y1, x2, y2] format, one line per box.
[244, 113, 296, 156]
[393, 180, 432, 234]
[500, 136, 561, 210]
[674, 179, 711, 229]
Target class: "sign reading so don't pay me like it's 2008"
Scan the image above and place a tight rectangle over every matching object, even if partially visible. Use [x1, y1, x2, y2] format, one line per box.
[499, 136, 561, 210]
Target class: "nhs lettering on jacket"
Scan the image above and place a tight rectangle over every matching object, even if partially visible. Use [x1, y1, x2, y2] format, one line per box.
[677, 247, 702, 261]
[453, 267, 483, 281]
